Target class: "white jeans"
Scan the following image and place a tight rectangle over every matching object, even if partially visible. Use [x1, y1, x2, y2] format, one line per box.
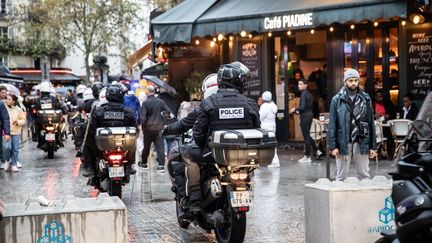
[335, 143, 370, 181]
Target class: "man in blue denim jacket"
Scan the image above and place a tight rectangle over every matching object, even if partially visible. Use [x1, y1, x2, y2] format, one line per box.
[327, 69, 377, 181]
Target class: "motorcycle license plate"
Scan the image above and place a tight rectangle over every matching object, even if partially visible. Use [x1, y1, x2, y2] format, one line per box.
[108, 167, 125, 178]
[230, 191, 252, 207]
[41, 103, 52, 109]
[45, 133, 55, 141]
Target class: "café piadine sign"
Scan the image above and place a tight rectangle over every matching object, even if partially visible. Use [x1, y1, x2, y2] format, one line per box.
[263, 13, 313, 30]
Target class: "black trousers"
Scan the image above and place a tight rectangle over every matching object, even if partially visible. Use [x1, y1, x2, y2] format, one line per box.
[142, 130, 165, 166]
[300, 116, 318, 157]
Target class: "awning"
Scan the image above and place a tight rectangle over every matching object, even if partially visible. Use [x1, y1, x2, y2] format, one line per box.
[0, 74, 24, 84]
[151, 0, 216, 43]
[193, 0, 407, 36]
[10, 73, 81, 84]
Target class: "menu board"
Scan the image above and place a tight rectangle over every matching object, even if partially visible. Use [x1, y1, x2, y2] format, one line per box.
[238, 39, 262, 100]
[407, 29, 432, 100]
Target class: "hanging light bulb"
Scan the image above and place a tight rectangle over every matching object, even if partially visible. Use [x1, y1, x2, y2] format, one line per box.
[310, 29, 315, 34]
[217, 34, 224, 41]
[212, 37, 217, 42]
[195, 40, 200, 45]
[240, 31, 247, 37]
[374, 21, 379, 27]
[401, 20, 406, 26]
[329, 27, 334, 32]
[287, 30, 292, 36]
[248, 34, 253, 38]
[210, 41, 215, 47]
[268, 32, 272, 37]
[350, 24, 355, 30]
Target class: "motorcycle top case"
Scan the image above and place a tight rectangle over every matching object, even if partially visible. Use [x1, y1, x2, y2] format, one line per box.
[209, 129, 277, 167]
[37, 110, 63, 124]
[95, 127, 137, 151]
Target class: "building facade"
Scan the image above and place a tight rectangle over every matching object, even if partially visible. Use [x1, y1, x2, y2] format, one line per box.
[151, 0, 432, 142]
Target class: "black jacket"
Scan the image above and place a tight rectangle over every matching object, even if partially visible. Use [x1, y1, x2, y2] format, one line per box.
[86, 102, 137, 149]
[140, 95, 172, 132]
[400, 104, 419, 120]
[164, 108, 199, 135]
[0, 102, 10, 135]
[193, 88, 261, 148]
[327, 88, 376, 155]
[296, 89, 314, 118]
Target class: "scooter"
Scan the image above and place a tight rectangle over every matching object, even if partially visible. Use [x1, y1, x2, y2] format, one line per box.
[93, 127, 137, 199]
[376, 120, 432, 243]
[165, 128, 277, 243]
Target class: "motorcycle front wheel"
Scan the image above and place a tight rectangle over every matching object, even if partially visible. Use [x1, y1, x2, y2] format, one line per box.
[215, 193, 247, 243]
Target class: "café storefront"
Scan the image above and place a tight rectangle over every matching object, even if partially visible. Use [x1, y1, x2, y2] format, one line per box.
[151, 0, 432, 142]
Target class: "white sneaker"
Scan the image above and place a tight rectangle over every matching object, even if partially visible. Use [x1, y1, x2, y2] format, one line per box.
[0, 163, 4, 170]
[17, 161, 22, 168]
[11, 166, 19, 172]
[316, 150, 323, 158]
[4, 161, 10, 171]
[298, 156, 312, 163]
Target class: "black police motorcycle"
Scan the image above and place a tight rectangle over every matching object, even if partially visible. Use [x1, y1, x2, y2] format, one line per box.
[37, 109, 64, 159]
[93, 127, 137, 199]
[375, 94, 432, 243]
[163, 111, 277, 243]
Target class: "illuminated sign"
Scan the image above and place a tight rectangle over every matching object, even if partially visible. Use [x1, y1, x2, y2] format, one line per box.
[263, 13, 313, 30]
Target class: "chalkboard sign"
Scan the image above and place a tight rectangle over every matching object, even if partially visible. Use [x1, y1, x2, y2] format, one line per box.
[407, 29, 432, 100]
[238, 39, 262, 100]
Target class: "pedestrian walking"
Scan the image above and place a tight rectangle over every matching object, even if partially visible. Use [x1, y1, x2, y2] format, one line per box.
[290, 79, 322, 163]
[0, 87, 10, 170]
[2, 95, 25, 172]
[259, 91, 280, 168]
[327, 68, 377, 181]
[139, 86, 171, 172]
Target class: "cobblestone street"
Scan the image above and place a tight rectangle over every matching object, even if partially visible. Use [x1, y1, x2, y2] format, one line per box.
[0, 139, 395, 242]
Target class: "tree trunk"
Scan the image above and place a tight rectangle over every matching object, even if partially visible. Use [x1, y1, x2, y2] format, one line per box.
[85, 52, 91, 84]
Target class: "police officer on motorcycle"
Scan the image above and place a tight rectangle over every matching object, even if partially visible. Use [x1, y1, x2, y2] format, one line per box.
[79, 82, 104, 114]
[84, 84, 137, 179]
[184, 62, 261, 212]
[34, 82, 63, 148]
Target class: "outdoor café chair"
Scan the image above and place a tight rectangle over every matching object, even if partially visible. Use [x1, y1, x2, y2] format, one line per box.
[374, 120, 388, 164]
[388, 119, 412, 159]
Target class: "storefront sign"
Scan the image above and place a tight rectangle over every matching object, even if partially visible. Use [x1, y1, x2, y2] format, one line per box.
[263, 13, 313, 30]
[407, 29, 432, 100]
[238, 39, 262, 99]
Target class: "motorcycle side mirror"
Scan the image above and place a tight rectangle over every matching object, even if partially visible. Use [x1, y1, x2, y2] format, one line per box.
[412, 120, 432, 138]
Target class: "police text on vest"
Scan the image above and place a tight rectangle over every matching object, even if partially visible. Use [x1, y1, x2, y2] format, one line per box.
[219, 108, 244, 119]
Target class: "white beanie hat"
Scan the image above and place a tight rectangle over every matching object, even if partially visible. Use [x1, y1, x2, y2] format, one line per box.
[262, 91, 272, 102]
[343, 68, 360, 82]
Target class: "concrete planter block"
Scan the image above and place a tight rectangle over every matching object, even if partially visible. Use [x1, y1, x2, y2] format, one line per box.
[305, 176, 394, 243]
[0, 193, 127, 243]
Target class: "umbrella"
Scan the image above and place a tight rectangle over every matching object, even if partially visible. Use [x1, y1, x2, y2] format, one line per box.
[1, 83, 20, 96]
[142, 75, 177, 96]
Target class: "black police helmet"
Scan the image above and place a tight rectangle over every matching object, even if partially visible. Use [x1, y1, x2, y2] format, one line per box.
[91, 82, 105, 99]
[106, 85, 124, 103]
[217, 61, 250, 93]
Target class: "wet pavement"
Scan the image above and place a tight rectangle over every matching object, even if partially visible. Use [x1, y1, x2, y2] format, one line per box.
[0, 139, 395, 242]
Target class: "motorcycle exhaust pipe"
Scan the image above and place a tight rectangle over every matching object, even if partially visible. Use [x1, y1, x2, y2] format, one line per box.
[201, 178, 223, 207]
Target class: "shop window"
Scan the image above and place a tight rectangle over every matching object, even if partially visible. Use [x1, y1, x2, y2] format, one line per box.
[274, 37, 285, 110]
[344, 32, 354, 68]
[373, 29, 383, 91]
[0, 55, 7, 66]
[389, 27, 399, 105]
[358, 30, 368, 90]
[0, 0, 6, 15]
[0, 27, 7, 43]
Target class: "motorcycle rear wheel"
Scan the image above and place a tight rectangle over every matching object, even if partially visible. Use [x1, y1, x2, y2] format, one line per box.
[47, 143, 55, 159]
[109, 180, 122, 199]
[215, 194, 247, 243]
